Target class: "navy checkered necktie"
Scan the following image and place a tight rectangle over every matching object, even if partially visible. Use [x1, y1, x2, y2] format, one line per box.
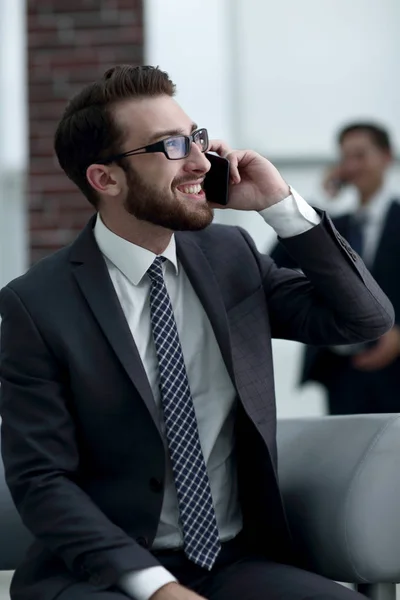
[147, 256, 221, 570]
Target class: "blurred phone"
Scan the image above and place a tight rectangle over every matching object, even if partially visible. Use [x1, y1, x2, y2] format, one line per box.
[324, 165, 349, 198]
[328, 177, 348, 195]
[203, 153, 230, 205]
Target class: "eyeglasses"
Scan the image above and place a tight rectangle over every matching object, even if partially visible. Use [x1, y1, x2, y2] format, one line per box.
[97, 128, 209, 164]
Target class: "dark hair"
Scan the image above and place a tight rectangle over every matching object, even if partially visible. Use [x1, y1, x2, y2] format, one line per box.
[54, 65, 176, 208]
[338, 122, 392, 153]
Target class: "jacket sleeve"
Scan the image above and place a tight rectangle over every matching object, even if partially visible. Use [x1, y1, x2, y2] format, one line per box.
[0, 285, 161, 589]
[269, 237, 300, 270]
[239, 211, 394, 346]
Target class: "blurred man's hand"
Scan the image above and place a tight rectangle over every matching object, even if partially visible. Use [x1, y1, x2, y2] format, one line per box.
[352, 326, 400, 371]
[323, 164, 347, 198]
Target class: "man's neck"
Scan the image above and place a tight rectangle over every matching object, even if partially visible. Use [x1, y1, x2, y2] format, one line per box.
[98, 210, 173, 255]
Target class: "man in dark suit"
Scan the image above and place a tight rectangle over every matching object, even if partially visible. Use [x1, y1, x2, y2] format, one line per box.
[270, 122, 400, 415]
[0, 67, 393, 600]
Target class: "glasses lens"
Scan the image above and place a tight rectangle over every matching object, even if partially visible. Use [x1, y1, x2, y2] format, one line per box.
[193, 129, 209, 152]
[164, 136, 189, 159]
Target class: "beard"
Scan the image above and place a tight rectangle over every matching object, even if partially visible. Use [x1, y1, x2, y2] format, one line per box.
[123, 164, 214, 231]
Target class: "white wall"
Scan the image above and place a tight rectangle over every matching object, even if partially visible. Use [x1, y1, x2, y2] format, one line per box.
[234, 0, 400, 160]
[144, 0, 237, 143]
[147, 0, 400, 418]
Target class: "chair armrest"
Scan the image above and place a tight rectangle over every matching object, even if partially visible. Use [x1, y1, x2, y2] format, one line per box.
[277, 414, 400, 584]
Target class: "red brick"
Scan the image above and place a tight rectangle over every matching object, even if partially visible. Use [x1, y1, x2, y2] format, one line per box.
[72, 27, 143, 46]
[29, 30, 60, 49]
[33, 47, 101, 67]
[28, 0, 144, 263]
[30, 157, 59, 175]
[30, 137, 56, 158]
[30, 101, 66, 120]
[30, 228, 81, 247]
[30, 174, 76, 194]
[29, 82, 59, 102]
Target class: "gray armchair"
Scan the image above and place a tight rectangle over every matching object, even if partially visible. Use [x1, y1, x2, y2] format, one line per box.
[278, 414, 400, 600]
[0, 415, 399, 600]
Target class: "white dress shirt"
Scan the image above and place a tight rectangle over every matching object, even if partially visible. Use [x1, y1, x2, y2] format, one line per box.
[328, 185, 396, 356]
[93, 189, 319, 600]
[352, 184, 396, 267]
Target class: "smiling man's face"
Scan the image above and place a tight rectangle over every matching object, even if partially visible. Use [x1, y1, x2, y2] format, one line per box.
[111, 95, 214, 231]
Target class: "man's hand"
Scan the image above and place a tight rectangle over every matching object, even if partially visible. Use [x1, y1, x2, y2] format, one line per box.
[151, 582, 206, 600]
[322, 164, 346, 198]
[352, 326, 400, 371]
[207, 140, 290, 211]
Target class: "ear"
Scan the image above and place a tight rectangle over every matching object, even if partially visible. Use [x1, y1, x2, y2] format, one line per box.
[86, 164, 124, 197]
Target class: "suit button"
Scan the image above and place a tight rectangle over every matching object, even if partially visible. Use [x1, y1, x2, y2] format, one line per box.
[149, 477, 163, 493]
[136, 536, 149, 548]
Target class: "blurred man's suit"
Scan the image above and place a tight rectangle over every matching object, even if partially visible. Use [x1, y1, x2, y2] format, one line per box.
[270, 189, 400, 415]
[0, 210, 393, 600]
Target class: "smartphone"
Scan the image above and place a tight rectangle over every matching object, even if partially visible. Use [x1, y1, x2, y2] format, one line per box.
[203, 152, 230, 205]
[325, 164, 349, 197]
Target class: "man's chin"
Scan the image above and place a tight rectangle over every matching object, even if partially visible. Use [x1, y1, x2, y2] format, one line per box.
[173, 207, 213, 232]
[136, 208, 212, 232]
[124, 189, 213, 231]
[172, 214, 213, 232]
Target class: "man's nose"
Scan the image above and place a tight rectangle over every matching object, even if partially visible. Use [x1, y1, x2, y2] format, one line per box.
[183, 143, 211, 173]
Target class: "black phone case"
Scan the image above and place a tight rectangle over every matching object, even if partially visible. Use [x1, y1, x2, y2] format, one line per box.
[203, 153, 230, 205]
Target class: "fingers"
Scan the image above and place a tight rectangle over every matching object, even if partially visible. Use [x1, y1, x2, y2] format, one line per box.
[352, 354, 378, 371]
[208, 139, 242, 184]
[352, 347, 385, 371]
[207, 139, 232, 157]
[226, 151, 241, 184]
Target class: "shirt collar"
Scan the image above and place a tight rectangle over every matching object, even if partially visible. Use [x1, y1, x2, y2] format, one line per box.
[93, 214, 179, 285]
[356, 184, 394, 223]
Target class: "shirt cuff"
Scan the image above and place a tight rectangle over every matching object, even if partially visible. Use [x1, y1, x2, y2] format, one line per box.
[119, 566, 177, 600]
[259, 186, 321, 238]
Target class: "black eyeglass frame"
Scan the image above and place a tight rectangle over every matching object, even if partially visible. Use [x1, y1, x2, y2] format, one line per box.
[96, 127, 209, 165]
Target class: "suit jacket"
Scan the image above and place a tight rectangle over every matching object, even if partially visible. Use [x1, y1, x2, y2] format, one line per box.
[0, 213, 393, 600]
[270, 200, 400, 390]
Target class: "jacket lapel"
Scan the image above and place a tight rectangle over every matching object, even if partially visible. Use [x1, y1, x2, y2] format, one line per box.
[371, 201, 400, 275]
[176, 233, 236, 385]
[69, 218, 161, 431]
[333, 201, 400, 276]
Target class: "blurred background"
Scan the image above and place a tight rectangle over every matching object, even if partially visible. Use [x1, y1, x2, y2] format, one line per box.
[1, 0, 400, 433]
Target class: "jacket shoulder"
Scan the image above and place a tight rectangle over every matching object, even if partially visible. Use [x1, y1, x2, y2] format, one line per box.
[179, 223, 250, 247]
[1, 245, 72, 300]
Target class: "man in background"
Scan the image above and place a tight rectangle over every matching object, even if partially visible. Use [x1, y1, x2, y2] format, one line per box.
[271, 122, 400, 415]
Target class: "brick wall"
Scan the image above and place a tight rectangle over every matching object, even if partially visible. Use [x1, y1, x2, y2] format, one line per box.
[28, 0, 144, 263]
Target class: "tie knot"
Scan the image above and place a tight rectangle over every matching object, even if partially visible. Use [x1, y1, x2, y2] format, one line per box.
[147, 256, 166, 283]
